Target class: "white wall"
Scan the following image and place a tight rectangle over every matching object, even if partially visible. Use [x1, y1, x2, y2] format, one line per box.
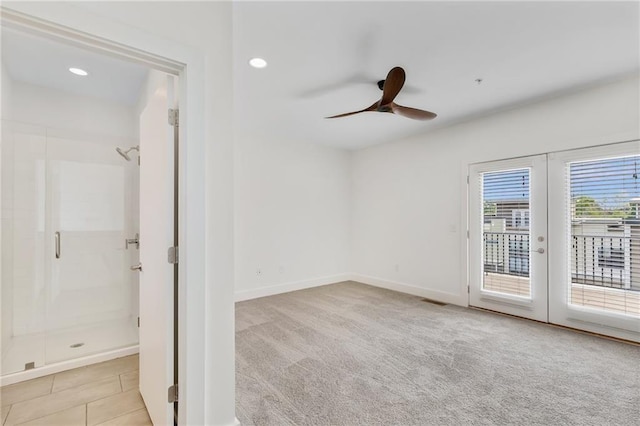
[11, 81, 137, 140]
[234, 135, 351, 300]
[351, 74, 640, 306]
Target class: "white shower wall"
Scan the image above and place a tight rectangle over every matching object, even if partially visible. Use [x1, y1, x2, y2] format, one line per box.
[1, 79, 141, 375]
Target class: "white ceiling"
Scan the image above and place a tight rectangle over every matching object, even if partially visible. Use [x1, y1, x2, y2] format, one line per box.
[1, 2, 638, 150]
[233, 1, 639, 149]
[1, 27, 148, 106]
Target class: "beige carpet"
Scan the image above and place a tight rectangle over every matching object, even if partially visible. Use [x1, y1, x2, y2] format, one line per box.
[235, 281, 640, 425]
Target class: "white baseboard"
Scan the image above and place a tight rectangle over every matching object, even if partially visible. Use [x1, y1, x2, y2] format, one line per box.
[0, 345, 139, 386]
[235, 273, 351, 302]
[234, 272, 467, 307]
[350, 274, 467, 307]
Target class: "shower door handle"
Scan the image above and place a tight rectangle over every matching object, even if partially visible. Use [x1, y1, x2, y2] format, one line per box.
[55, 232, 61, 259]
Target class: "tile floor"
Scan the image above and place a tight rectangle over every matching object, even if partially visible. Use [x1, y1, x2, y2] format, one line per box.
[1, 354, 151, 426]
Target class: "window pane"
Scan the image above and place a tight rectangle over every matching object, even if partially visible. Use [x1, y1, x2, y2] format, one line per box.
[569, 155, 640, 317]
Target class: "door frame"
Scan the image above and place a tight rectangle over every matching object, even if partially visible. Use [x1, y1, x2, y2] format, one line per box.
[0, 7, 206, 424]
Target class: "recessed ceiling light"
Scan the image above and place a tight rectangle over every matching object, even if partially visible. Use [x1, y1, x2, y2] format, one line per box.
[69, 67, 89, 76]
[249, 58, 267, 69]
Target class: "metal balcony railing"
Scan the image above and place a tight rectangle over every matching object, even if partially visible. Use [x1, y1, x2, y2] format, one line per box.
[483, 232, 639, 291]
[483, 232, 530, 277]
[571, 235, 637, 291]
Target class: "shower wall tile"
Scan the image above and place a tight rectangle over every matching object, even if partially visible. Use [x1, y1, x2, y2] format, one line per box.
[1, 128, 15, 216]
[11, 187, 39, 212]
[12, 134, 46, 160]
[11, 271, 45, 336]
[1, 183, 14, 213]
[46, 308, 130, 333]
[12, 237, 36, 270]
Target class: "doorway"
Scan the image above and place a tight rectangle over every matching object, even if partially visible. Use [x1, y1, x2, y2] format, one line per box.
[469, 141, 640, 342]
[1, 17, 181, 426]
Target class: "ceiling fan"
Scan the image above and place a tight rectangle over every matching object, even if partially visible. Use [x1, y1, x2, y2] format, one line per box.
[325, 67, 437, 121]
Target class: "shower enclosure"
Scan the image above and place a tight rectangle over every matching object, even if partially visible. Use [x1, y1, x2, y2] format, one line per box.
[1, 121, 140, 379]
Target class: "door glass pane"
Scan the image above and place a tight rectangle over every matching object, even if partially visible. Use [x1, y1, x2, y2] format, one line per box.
[569, 155, 640, 317]
[482, 169, 531, 297]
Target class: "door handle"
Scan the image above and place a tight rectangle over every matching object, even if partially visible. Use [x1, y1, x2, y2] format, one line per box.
[536, 248, 545, 254]
[130, 263, 142, 271]
[55, 232, 61, 259]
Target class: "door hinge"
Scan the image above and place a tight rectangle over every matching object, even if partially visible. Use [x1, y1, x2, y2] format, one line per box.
[137, 317, 140, 328]
[168, 109, 179, 126]
[467, 285, 470, 294]
[466, 175, 469, 184]
[168, 246, 179, 264]
[168, 384, 178, 403]
[466, 230, 469, 239]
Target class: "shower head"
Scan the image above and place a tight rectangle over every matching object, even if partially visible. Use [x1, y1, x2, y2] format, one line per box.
[116, 147, 131, 161]
[115, 145, 139, 161]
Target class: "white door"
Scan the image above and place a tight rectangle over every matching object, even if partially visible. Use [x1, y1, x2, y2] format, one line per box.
[138, 73, 176, 425]
[469, 155, 548, 322]
[548, 141, 640, 342]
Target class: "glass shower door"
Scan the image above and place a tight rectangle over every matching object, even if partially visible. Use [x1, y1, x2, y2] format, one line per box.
[1, 122, 47, 375]
[46, 133, 137, 364]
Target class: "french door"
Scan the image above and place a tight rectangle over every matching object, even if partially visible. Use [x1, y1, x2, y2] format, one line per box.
[548, 142, 640, 341]
[469, 141, 640, 342]
[469, 155, 548, 322]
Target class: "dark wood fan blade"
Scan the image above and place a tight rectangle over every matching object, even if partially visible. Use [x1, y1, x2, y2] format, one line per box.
[380, 67, 406, 105]
[391, 103, 437, 120]
[325, 101, 378, 119]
